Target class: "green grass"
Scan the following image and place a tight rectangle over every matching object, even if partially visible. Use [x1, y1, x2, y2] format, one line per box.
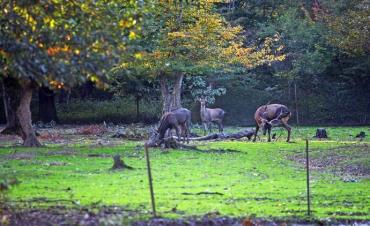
[0, 127, 369, 221]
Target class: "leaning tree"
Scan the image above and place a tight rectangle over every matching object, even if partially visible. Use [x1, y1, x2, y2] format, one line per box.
[0, 0, 144, 146]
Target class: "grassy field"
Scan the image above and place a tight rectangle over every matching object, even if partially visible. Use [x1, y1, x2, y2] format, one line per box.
[0, 126, 369, 223]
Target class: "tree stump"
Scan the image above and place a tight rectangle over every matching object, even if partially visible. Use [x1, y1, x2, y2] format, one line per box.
[314, 128, 328, 139]
[111, 155, 133, 170]
[355, 131, 366, 138]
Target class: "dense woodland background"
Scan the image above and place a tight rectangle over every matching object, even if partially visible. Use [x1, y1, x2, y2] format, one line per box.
[1, 0, 369, 128]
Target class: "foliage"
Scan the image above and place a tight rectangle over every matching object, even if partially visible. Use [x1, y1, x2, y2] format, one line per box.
[185, 76, 226, 104]
[325, 0, 369, 56]
[0, 0, 145, 88]
[258, 7, 332, 80]
[113, 0, 285, 81]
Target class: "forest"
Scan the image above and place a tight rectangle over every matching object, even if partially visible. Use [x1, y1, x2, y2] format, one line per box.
[0, 0, 369, 225]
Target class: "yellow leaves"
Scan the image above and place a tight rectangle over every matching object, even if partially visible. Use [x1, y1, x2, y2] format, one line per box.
[277, 45, 284, 52]
[43, 16, 56, 29]
[74, 49, 80, 55]
[87, 75, 109, 90]
[14, 6, 37, 31]
[49, 80, 64, 89]
[88, 75, 99, 83]
[134, 52, 142, 59]
[119, 18, 137, 28]
[47, 45, 71, 56]
[119, 20, 130, 28]
[81, 3, 89, 12]
[50, 19, 56, 28]
[168, 31, 187, 39]
[128, 31, 137, 40]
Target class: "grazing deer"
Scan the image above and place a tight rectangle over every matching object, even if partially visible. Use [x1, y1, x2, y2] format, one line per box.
[199, 98, 225, 135]
[149, 108, 191, 146]
[253, 104, 292, 142]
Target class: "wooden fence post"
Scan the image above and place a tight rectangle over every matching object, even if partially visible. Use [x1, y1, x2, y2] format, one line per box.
[306, 139, 311, 216]
[144, 143, 157, 217]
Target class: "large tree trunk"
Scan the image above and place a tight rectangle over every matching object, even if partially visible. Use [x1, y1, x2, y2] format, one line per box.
[160, 76, 172, 113]
[38, 86, 58, 123]
[1, 78, 22, 135]
[160, 74, 184, 114]
[172, 73, 183, 110]
[17, 82, 41, 147]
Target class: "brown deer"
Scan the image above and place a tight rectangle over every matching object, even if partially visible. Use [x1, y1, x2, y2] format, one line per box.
[253, 104, 292, 142]
[199, 98, 225, 135]
[148, 108, 191, 146]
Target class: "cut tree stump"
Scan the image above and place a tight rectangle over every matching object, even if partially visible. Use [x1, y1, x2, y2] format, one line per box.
[355, 131, 366, 138]
[111, 155, 133, 170]
[313, 128, 328, 139]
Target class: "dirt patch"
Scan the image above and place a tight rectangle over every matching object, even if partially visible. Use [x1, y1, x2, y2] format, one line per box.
[2, 206, 369, 226]
[287, 144, 370, 178]
[2, 206, 140, 226]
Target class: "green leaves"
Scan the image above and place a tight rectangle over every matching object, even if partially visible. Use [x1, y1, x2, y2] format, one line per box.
[0, 0, 145, 89]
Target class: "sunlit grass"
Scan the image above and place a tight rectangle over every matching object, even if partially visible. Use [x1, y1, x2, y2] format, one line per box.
[0, 127, 369, 220]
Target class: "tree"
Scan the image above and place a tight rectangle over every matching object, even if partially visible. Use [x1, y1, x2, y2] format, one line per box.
[114, 0, 285, 114]
[257, 7, 333, 124]
[0, 0, 144, 146]
[325, 0, 369, 56]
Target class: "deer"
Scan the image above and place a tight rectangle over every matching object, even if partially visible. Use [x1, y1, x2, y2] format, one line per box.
[199, 98, 225, 135]
[148, 108, 191, 146]
[253, 104, 292, 142]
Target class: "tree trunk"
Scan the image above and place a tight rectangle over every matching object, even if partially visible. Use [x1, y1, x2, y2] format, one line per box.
[38, 86, 58, 123]
[294, 80, 299, 126]
[17, 82, 41, 147]
[135, 96, 140, 121]
[160, 74, 184, 113]
[0, 78, 21, 135]
[160, 76, 172, 113]
[172, 73, 183, 110]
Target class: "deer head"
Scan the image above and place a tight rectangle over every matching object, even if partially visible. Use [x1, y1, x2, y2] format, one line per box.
[261, 118, 272, 135]
[198, 97, 207, 109]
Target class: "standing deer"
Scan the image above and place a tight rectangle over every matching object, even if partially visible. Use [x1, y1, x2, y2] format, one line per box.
[253, 104, 292, 142]
[199, 98, 225, 135]
[149, 108, 191, 146]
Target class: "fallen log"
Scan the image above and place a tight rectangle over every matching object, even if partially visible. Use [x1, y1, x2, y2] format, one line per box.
[146, 129, 256, 149]
[171, 129, 255, 141]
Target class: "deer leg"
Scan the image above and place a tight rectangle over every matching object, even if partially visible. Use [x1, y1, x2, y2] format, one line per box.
[174, 125, 181, 142]
[209, 122, 212, 133]
[282, 122, 292, 142]
[182, 125, 186, 143]
[253, 125, 259, 142]
[184, 124, 190, 143]
[267, 127, 271, 142]
[218, 121, 224, 134]
[203, 122, 208, 135]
